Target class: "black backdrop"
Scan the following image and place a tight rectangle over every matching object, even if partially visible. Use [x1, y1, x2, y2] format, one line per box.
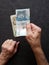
[0, 0, 49, 65]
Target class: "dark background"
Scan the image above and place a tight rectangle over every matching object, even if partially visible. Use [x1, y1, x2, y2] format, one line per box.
[0, 0, 49, 65]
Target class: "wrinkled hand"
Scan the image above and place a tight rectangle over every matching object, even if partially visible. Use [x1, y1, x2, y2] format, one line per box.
[1, 39, 19, 60]
[26, 23, 41, 51]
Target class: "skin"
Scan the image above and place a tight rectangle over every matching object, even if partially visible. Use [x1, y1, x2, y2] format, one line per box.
[26, 23, 49, 65]
[0, 23, 49, 65]
[0, 39, 19, 65]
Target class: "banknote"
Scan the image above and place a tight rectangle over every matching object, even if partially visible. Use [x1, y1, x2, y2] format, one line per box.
[10, 15, 17, 37]
[16, 8, 30, 37]
[10, 8, 30, 37]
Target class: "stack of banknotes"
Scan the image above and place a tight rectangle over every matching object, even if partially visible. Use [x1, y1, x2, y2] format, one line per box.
[10, 8, 30, 37]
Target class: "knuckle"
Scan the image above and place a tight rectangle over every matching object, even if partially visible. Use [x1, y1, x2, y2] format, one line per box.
[6, 39, 9, 41]
[10, 39, 13, 41]
[27, 33, 33, 38]
[39, 27, 42, 32]
[7, 48, 13, 53]
[12, 41, 16, 47]
[1, 44, 4, 48]
[33, 35, 36, 39]
[38, 27, 42, 32]
[2, 44, 3, 47]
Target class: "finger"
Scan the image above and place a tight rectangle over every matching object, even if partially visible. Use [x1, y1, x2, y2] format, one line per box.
[31, 23, 39, 29]
[26, 23, 33, 36]
[26, 36, 32, 45]
[33, 31, 39, 38]
[7, 39, 13, 45]
[26, 23, 31, 32]
[5, 39, 14, 48]
[3, 39, 13, 46]
[7, 41, 16, 53]
[30, 23, 41, 32]
[14, 41, 20, 54]
[2, 39, 10, 48]
[10, 41, 16, 48]
[3, 39, 10, 45]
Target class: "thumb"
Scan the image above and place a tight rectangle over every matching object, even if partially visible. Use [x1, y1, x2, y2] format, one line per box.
[26, 23, 31, 32]
[14, 41, 20, 54]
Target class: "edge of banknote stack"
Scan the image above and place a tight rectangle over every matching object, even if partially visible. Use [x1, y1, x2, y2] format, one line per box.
[10, 8, 30, 37]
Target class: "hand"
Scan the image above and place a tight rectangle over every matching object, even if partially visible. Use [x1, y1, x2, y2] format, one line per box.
[1, 39, 19, 60]
[26, 23, 41, 51]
